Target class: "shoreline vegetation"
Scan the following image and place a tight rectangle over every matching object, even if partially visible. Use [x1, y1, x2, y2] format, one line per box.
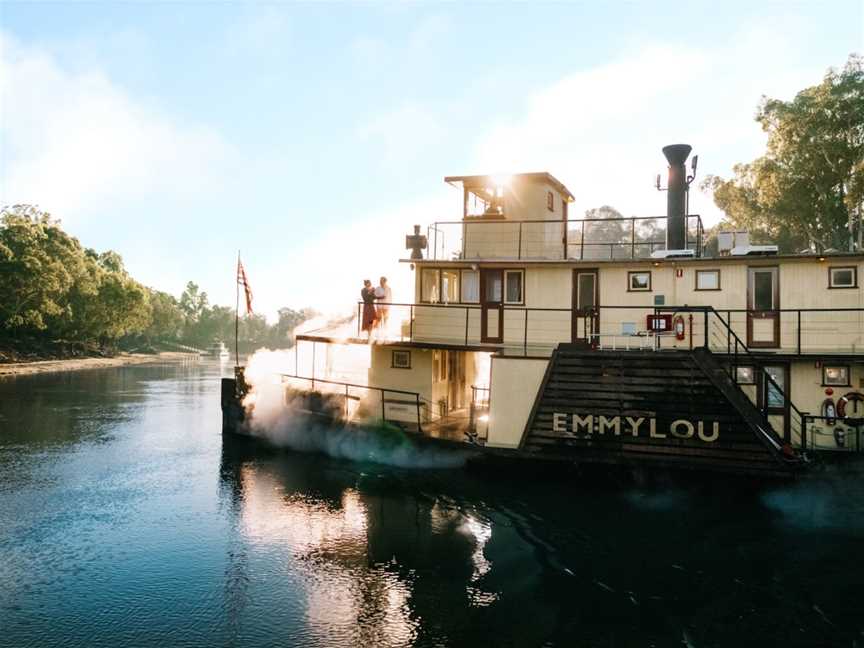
[0, 205, 314, 367]
[0, 351, 197, 377]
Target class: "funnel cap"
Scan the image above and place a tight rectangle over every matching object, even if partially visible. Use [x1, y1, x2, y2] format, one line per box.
[662, 144, 692, 166]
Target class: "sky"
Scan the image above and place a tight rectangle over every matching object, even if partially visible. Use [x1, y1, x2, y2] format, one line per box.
[1, 1, 862, 320]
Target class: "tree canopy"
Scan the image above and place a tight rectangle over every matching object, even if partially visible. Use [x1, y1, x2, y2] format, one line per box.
[0, 205, 312, 350]
[703, 54, 864, 252]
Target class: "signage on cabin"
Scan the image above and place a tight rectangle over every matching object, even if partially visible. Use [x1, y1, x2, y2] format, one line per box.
[551, 413, 720, 443]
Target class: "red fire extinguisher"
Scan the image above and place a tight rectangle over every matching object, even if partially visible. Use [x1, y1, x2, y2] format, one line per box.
[674, 315, 686, 340]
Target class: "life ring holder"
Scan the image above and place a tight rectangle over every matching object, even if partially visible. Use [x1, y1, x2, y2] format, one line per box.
[836, 391, 864, 424]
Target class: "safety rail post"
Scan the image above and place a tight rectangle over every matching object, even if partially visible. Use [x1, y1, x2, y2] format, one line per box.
[524, 310, 528, 355]
[580, 220, 586, 260]
[726, 310, 731, 354]
[518, 222, 523, 260]
[409, 304, 414, 342]
[381, 389, 386, 422]
[415, 393, 421, 432]
[797, 310, 801, 355]
[344, 384, 349, 419]
[703, 310, 709, 349]
[630, 219, 636, 259]
[464, 307, 469, 345]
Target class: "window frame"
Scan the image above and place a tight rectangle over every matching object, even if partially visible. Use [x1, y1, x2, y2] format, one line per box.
[440, 268, 460, 304]
[822, 364, 850, 387]
[828, 266, 858, 289]
[503, 269, 525, 305]
[695, 269, 721, 291]
[391, 350, 411, 369]
[420, 267, 465, 304]
[420, 268, 441, 304]
[735, 366, 755, 385]
[460, 269, 480, 304]
[627, 271, 652, 292]
[546, 191, 554, 212]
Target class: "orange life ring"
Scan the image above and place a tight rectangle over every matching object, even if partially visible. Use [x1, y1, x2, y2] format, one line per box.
[836, 392, 864, 421]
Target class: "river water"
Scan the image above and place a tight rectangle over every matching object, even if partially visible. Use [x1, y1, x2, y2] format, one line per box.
[0, 359, 862, 647]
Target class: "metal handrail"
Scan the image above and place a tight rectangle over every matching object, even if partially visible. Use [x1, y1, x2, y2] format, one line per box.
[280, 373, 426, 432]
[429, 214, 704, 260]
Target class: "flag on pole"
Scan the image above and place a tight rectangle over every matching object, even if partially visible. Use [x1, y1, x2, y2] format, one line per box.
[237, 258, 253, 315]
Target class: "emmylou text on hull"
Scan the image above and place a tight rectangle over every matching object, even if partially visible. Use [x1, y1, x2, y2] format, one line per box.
[223, 144, 864, 478]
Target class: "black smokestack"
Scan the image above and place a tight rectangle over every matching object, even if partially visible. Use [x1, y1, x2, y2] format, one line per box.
[662, 144, 692, 250]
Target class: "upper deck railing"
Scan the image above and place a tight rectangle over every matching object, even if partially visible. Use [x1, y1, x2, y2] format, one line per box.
[425, 214, 704, 261]
[337, 302, 864, 357]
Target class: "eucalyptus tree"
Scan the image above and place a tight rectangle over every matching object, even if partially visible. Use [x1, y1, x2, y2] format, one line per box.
[704, 54, 863, 252]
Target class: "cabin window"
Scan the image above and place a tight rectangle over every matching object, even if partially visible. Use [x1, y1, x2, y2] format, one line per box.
[735, 366, 755, 385]
[547, 191, 554, 211]
[823, 365, 850, 386]
[461, 270, 480, 303]
[421, 269, 440, 303]
[504, 270, 524, 304]
[628, 271, 651, 292]
[441, 270, 459, 303]
[391, 350, 411, 369]
[829, 266, 857, 289]
[696, 269, 720, 291]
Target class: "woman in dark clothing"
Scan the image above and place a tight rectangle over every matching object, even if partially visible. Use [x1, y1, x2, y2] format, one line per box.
[361, 279, 377, 335]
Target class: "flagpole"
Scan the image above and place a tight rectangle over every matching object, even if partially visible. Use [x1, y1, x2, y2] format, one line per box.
[235, 250, 240, 367]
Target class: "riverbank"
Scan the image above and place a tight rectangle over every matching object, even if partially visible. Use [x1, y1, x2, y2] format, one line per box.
[0, 351, 198, 377]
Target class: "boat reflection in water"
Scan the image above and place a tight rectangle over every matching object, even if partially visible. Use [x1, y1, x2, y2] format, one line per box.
[217, 437, 864, 647]
[217, 440, 497, 647]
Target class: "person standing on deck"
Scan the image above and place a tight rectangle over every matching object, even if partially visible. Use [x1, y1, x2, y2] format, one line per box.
[361, 280, 377, 337]
[375, 276, 392, 329]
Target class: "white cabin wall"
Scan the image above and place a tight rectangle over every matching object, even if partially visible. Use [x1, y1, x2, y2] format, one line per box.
[487, 357, 548, 448]
[368, 345, 433, 405]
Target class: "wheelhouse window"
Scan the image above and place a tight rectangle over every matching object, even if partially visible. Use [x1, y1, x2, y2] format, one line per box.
[823, 365, 850, 386]
[421, 269, 440, 303]
[504, 270, 524, 304]
[546, 191, 554, 211]
[696, 269, 720, 291]
[829, 266, 857, 289]
[441, 270, 459, 303]
[461, 270, 479, 303]
[628, 271, 651, 292]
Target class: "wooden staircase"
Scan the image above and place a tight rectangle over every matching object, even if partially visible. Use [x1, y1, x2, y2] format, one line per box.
[520, 345, 804, 478]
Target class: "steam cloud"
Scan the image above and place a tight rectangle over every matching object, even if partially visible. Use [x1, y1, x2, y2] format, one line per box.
[241, 348, 474, 469]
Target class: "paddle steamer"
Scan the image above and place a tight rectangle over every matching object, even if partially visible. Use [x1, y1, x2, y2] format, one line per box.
[223, 145, 864, 477]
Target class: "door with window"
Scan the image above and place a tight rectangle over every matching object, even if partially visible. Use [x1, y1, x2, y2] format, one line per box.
[757, 363, 791, 441]
[747, 267, 779, 348]
[572, 269, 599, 344]
[480, 269, 503, 343]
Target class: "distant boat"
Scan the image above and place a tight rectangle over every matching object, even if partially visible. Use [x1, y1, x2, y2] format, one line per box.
[207, 342, 230, 361]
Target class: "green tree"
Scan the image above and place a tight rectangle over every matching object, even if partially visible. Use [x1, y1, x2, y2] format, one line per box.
[145, 290, 184, 342]
[703, 54, 864, 252]
[0, 205, 88, 332]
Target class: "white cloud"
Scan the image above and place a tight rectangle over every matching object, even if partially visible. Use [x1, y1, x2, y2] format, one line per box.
[248, 190, 453, 320]
[472, 23, 831, 227]
[0, 33, 230, 222]
[356, 102, 446, 166]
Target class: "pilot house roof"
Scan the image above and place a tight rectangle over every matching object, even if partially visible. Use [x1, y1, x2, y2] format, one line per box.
[444, 172, 575, 202]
